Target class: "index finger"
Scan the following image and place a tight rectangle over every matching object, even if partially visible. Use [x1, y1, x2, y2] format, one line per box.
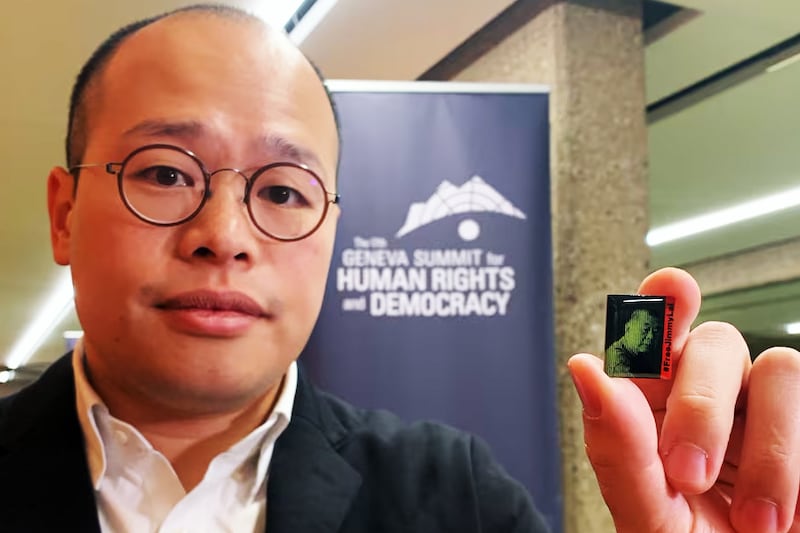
[637, 267, 702, 358]
[634, 267, 702, 409]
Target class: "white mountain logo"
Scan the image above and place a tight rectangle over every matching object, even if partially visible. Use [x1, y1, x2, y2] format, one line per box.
[395, 176, 527, 241]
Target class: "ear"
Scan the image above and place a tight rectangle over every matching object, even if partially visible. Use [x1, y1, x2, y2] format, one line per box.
[47, 167, 76, 266]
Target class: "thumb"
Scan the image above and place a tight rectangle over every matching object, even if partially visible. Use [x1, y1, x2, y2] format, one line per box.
[568, 353, 691, 533]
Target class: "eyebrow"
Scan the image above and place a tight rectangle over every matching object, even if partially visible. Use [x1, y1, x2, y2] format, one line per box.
[122, 120, 325, 174]
[255, 133, 323, 172]
[123, 119, 204, 140]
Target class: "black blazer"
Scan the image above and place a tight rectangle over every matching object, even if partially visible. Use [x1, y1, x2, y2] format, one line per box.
[0, 355, 549, 532]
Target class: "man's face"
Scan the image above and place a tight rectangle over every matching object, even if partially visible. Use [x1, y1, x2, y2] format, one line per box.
[47, 14, 339, 413]
[622, 311, 658, 355]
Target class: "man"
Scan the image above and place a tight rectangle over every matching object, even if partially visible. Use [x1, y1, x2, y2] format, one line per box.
[2, 4, 800, 533]
[0, 5, 545, 532]
[605, 308, 660, 376]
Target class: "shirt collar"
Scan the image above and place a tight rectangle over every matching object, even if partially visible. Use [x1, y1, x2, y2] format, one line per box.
[72, 337, 108, 489]
[72, 340, 297, 494]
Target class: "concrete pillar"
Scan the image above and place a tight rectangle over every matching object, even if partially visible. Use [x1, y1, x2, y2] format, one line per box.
[423, 1, 647, 531]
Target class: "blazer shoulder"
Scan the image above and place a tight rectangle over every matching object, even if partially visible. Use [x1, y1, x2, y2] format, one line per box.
[0, 354, 76, 451]
[314, 389, 550, 532]
[0, 393, 13, 434]
[318, 387, 464, 445]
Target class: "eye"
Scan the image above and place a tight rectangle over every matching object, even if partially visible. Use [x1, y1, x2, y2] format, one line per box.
[138, 166, 195, 187]
[259, 185, 307, 206]
[269, 186, 291, 204]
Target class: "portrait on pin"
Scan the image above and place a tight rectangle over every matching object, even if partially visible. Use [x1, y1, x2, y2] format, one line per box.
[604, 295, 667, 378]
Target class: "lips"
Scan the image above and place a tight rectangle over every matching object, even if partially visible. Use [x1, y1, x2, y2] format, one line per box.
[153, 290, 270, 337]
[156, 290, 267, 317]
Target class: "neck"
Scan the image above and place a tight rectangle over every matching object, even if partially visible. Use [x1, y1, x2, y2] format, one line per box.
[83, 354, 284, 491]
[137, 385, 282, 491]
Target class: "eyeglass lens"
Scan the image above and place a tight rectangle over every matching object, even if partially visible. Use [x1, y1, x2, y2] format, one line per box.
[119, 146, 328, 240]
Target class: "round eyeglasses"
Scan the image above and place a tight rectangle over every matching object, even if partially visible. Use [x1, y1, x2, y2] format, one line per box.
[69, 144, 340, 242]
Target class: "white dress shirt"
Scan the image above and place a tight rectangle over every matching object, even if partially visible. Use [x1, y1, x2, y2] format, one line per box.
[71, 339, 297, 533]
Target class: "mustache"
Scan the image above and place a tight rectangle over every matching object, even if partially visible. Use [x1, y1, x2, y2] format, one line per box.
[154, 290, 273, 317]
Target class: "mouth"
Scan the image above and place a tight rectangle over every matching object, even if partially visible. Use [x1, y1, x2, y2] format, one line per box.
[156, 290, 267, 317]
[154, 290, 270, 336]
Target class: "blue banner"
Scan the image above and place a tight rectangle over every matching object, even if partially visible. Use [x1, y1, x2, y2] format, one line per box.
[304, 82, 560, 531]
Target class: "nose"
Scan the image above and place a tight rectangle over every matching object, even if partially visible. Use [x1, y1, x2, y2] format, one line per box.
[176, 169, 259, 266]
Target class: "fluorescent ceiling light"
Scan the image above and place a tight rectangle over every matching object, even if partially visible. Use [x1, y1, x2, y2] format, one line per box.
[767, 52, 800, 74]
[785, 322, 800, 335]
[646, 184, 800, 246]
[0, 370, 15, 384]
[4, 270, 74, 369]
[289, 0, 338, 44]
[240, 0, 338, 46]
[246, 0, 306, 28]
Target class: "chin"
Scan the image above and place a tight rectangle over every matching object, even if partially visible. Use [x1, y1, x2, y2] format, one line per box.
[156, 372, 276, 412]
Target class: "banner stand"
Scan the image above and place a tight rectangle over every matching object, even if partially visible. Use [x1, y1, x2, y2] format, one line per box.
[304, 81, 561, 532]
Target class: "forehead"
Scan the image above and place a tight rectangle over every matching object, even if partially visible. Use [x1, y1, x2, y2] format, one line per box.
[86, 13, 337, 176]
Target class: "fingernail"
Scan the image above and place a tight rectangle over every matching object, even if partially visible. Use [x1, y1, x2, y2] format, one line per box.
[740, 498, 778, 531]
[663, 442, 708, 486]
[570, 371, 601, 418]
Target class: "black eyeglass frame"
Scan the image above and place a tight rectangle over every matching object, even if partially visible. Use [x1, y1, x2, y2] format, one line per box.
[69, 143, 340, 242]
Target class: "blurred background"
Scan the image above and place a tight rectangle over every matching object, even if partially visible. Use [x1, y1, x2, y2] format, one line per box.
[1, 0, 799, 391]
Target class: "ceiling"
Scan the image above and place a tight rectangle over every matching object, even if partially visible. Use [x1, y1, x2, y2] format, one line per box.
[647, 0, 800, 265]
[1, 0, 798, 374]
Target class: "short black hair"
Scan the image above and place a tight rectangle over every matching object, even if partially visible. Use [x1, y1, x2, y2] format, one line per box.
[66, 3, 340, 169]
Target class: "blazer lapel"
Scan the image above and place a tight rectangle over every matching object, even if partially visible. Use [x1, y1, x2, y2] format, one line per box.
[266, 368, 362, 533]
[0, 354, 101, 532]
[1, 357, 362, 533]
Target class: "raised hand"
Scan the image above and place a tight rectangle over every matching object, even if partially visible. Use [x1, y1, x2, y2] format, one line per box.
[569, 267, 800, 532]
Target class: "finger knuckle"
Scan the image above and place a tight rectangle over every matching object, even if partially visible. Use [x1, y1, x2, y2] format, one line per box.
[693, 320, 746, 345]
[753, 346, 800, 374]
[667, 387, 719, 416]
[584, 442, 616, 471]
[747, 432, 794, 471]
